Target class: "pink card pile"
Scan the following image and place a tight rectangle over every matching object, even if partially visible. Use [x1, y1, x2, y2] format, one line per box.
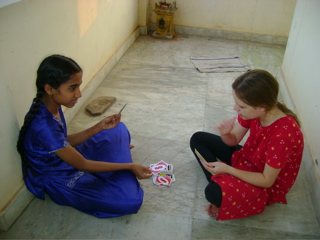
[150, 160, 175, 187]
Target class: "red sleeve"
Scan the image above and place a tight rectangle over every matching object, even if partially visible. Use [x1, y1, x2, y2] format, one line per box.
[237, 115, 251, 128]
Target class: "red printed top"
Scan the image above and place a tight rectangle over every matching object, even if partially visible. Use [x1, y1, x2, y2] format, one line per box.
[211, 115, 304, 220]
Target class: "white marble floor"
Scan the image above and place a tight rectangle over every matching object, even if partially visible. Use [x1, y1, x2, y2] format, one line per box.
[1, 35, 319, 239]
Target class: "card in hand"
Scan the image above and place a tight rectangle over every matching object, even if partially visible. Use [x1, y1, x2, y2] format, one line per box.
[150, 160, 173, 175]
[117, 103, 127, 116]
[195, 149, 207, 163]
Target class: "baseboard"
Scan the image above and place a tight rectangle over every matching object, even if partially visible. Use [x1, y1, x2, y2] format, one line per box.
[140, 26, 148, 35]
[149, 23, 287, 45]
[0, 186, 34, 231]
[277, 68, 320, 225]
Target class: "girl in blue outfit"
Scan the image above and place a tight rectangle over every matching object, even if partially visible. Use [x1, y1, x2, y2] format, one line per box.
[17, 54, 152, 218]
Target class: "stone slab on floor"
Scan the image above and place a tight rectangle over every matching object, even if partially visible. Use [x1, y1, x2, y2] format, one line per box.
[86, 96, 116, 116]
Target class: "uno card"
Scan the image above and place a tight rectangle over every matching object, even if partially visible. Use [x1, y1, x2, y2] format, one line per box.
[150, 160, 171, 175]
[153, 175, 172, 186]
[153, 173, 175, 187]
[195, 149, 207, 163]
[150, 160, 175, 187]
[150, 164, 167, 174]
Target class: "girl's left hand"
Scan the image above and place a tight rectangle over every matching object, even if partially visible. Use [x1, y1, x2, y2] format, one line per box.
[201, 160, 230, 176]
[99, 114, 121, 130]
[131, 163, 153, 179]
[216, 116, 236, 136]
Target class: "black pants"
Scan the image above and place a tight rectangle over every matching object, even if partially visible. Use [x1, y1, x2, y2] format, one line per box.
[190, 131, 242, 207]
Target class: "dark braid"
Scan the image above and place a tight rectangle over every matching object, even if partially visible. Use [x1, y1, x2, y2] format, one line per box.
[17, 91, 45, 177]
[16, 54, 82, 178]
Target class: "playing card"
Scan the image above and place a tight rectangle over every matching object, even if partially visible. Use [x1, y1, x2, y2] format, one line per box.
[117, 103, 127, 116]
[195, 149, 207, 163]
[150, 163, 167, 175]
[150, 160, 173, 175]
[150, 160, 175, 187]
[153, 175, 173, 186]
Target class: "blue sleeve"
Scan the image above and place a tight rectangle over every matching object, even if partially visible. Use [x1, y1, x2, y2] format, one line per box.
[36, 119, 69, 153]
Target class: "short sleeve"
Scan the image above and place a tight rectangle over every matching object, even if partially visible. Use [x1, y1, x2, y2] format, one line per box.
[237, 115, 251, 128]
[36, 119, 69, 153]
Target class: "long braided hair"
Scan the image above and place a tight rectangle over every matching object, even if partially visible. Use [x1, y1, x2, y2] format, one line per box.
[17, 54, 82, 177]
[232, 69, 301, 126]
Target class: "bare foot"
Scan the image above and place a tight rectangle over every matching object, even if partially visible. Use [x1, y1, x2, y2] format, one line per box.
[130, 145, 134, 149]
[205, 203, 219, 218]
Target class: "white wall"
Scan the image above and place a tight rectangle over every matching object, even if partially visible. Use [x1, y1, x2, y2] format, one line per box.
[282, 0, 320, 168]
[0, 0, 140, 230]
[1, 0, 139, 127]
[281, 0, 320, 219]
[149, 0, 296, 37]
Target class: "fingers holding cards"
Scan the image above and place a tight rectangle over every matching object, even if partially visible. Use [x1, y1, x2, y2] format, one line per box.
[117, 103, 127, 116]
[195, 149, 215, 168]
[195, 149, 207, 163]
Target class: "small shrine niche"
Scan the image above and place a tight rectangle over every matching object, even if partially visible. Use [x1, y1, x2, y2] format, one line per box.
[152, 1, 177, 39]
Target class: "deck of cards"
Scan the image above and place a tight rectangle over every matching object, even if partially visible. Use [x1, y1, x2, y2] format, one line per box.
[150, 160, 175, 187]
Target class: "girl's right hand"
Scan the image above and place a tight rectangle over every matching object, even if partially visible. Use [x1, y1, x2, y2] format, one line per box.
[216, 116, 236, 135]
[98, 114, 121, 130]
[131, 163, 153, 179]
[201, 161, 230, 176]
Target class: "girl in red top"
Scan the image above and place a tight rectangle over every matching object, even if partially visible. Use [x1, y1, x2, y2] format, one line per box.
[190, 69, 303, 220]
